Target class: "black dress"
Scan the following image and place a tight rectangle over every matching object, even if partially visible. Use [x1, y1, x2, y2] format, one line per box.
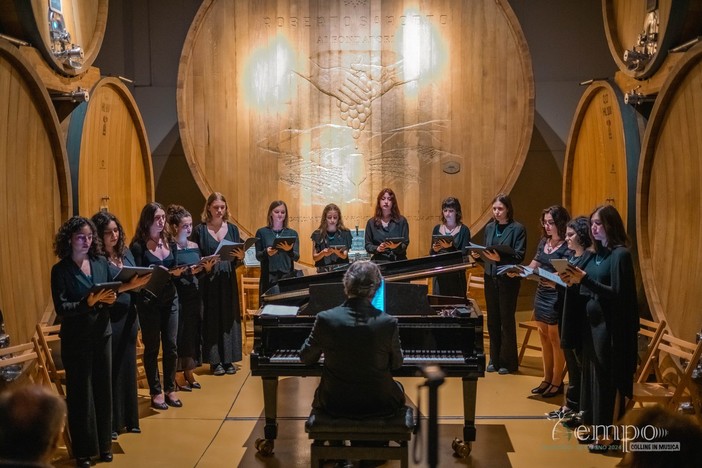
[192, 223, 243, 366]
[429, 224, 471, 297]
[255, 226, 300, 296]
[579, 245, 639, 427]
[311, 229, 353, 271]
[554, 250, 591, 412]
[364, 216, 409, 262]
[532, 238, 570, 325]
[107, 250, 140, 433]
[172, 246, 203, 371]
[50, 256, 112, 458]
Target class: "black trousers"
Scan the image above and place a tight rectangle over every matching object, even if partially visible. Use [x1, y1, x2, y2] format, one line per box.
[63, 333, 112, 458]
[484, 275, 520, 372]
[138, 295, 179, 395]
[563, 347, 581, 411]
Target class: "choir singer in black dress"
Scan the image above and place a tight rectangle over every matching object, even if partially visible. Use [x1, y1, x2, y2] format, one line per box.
[130, 203, 183, 410]
[92, 211, 150, 439]
[311, 203, 353, 272]
[429, 197, 471, 297]
[364, 188, 409, 262]
[255, 200, 300, 297]
[472, 194, 526, 375]
[191, 192, 245, 376]
[560, 205, 639, 452]
[50, 216, 116, 467]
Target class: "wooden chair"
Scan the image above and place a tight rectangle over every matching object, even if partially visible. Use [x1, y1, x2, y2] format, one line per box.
[135, 330, 148, 389]
[634, 318, 667, 381]
[626, 331, 702, 415]
[466, 273, 487, 338]
[517, 313, 541, 367]
[239, 276, 260, 348]
[1, 339, 71, 457]
[35, 323, 65, 397]
[0, 340, 51, 386]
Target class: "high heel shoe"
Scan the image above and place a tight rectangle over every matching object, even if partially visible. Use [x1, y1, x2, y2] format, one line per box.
[530, 381, 551, 394]
[542, 383, 564, 398]
[151, 395, 168, 410]
[185, 370, 201, 389]
[165, 393, 183, 407]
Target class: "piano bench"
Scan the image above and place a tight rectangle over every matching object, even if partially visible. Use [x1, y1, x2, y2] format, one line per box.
[305, 406, 414, 468]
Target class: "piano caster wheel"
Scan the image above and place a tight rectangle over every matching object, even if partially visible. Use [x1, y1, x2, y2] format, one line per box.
[452, 437, 471, 458]
[255, 437, 275, 456]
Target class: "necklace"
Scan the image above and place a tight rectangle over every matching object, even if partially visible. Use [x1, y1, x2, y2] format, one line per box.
[545, 239, 562, 254]
[595, 253, 605, 265]
[150, 236, 163, 248]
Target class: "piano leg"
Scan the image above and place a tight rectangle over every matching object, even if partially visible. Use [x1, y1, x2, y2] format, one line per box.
[461, 377, 478, 442]
[257, 376, 279, 455]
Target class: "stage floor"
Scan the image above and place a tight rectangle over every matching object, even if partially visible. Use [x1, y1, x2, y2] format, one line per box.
[51, 310, 623, 467]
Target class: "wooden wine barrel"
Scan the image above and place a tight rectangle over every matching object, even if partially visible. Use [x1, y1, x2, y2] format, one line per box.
[0, 0, 108, 76]
[563, 80, 644, 230]
[66, 77, 154, 237]
[563, 80, 650, 317]
[177, 0, 534, 262]
[637, 42, 702, 341]
[602, 0, 702, 80]
[0, 39, 71, 344]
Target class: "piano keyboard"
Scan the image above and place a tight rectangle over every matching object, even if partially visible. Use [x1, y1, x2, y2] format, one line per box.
[268, 349, 465, 364]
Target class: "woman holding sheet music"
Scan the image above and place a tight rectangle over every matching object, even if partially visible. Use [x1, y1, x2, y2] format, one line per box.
[524, 205, 570, 398]
[50, 216, 117, 466]
[364, 188, 409, 262]
[191, 192, 245, 376]
[472, 193, 526, 375]
[559, 205, 638, 451]
[168, 205, 217, 389]
[255, 200, 300, 298]
[130, 202, 183, 410]
[429, 197, 471, 297]
[311, 203, 353, 272]
[92, 211, 150, 439]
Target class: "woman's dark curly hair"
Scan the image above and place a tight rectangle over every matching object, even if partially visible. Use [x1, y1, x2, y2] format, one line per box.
[540, 205, 570, 240]
[131, 202, 166, 246]
[166, 204, 192, 241]
[91, 211, 127, 258]
[566, 216, 592, 249]
[53, 216, 99, 259]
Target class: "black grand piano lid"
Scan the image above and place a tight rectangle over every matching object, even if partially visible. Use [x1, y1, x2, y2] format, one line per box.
[262, 250, 466, 299]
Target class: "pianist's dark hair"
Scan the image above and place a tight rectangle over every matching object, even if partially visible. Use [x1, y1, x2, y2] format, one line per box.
[343, 261, 382, 299]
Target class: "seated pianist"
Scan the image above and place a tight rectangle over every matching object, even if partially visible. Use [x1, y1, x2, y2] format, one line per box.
[299, 261, 406, 418]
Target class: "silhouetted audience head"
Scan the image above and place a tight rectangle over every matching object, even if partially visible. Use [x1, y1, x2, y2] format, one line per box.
[624, 405, 702, 468]
[0, 385, 66, 465]
[343, 261, 382, 300]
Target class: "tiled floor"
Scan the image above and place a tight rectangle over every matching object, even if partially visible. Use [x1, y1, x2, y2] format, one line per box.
[51, 310, 623, 467]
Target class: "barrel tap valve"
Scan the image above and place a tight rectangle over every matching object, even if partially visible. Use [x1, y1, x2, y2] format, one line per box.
[624, 86, 654, 106]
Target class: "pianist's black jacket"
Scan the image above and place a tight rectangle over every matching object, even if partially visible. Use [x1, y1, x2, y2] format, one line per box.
[300, 297, 405, 418]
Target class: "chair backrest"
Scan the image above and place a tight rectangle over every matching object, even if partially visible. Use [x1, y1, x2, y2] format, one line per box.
[240, 276, 260, 314]
[635, 318, 667, 380]
[0, 341, 49, 386]
[638, 331, 702, 402]
[34, 323, 65, 396]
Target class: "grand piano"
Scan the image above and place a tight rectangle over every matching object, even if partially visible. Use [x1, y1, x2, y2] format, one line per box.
[250, 251, 485, 455]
